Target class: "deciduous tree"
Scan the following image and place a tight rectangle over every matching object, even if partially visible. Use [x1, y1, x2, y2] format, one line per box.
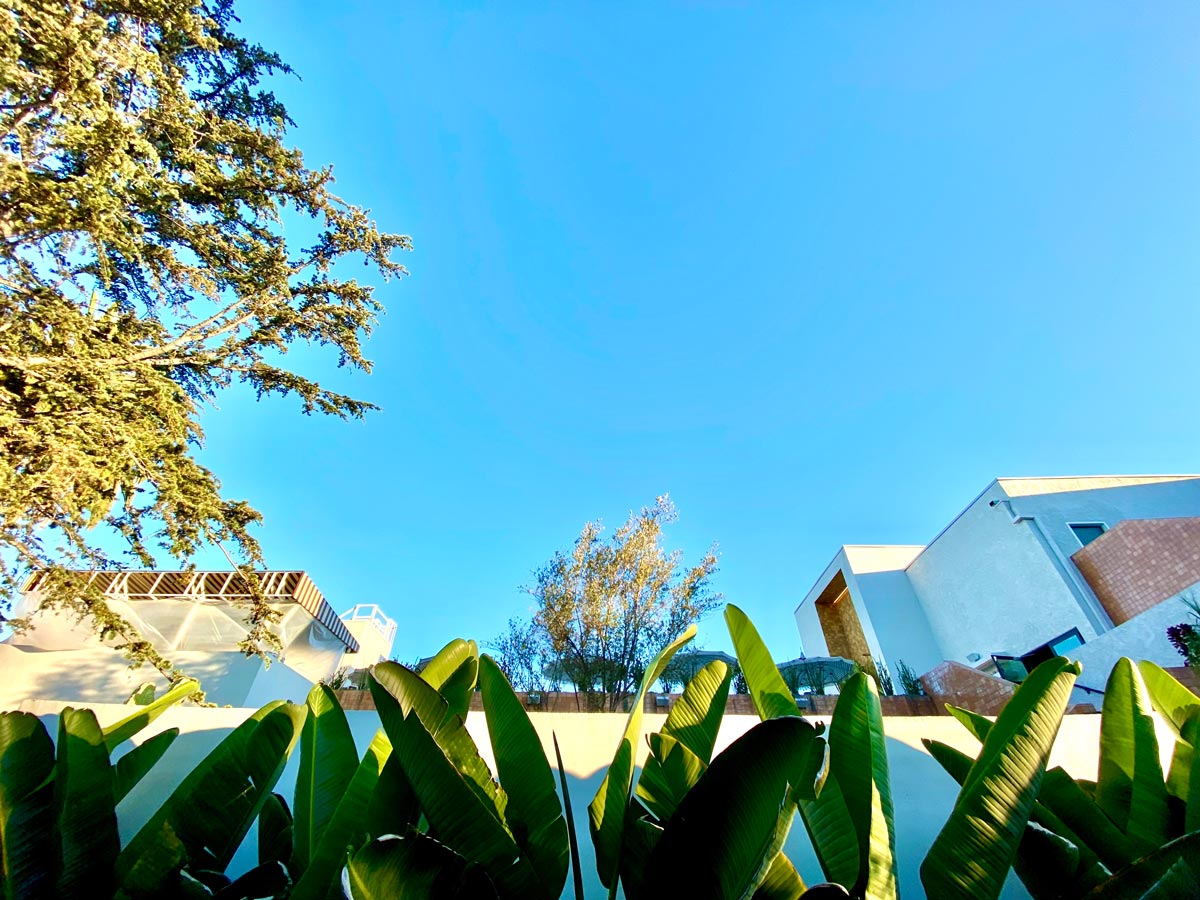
[525, 496, 721, 711]
[0, 0, 409, 680]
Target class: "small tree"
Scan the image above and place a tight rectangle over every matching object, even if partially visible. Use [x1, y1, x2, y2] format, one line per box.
[874, 658, 896, 696]
[896, 659, 925, 696]
[489, 616, 548, 693]
[526, 495, 721, 712]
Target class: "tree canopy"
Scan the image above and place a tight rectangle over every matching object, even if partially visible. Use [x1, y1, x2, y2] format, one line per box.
[0, 0, 409, 680]
[510, 496, 722, 711]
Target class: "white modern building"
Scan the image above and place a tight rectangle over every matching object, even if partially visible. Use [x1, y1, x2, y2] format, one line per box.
[1, 570, 397, 707]
[795, 476, 1200, 691]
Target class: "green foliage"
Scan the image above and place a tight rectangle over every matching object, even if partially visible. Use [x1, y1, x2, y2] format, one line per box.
[927, 657, 1200, 900]
[0, 679, 228, 899]
[523, 496, 722, 711]
[921, 657, 1081, 900]
[588, 624, 696, 897]
[0, 0, 409, 682]
[894, 661, 923, 697]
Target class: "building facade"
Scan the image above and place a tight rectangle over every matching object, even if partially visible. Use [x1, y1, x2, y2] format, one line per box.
[2, 570, 397, 707]
[795, 476, 1200, 690]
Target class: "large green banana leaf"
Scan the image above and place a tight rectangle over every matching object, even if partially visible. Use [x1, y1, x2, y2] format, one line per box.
[113, 728, 179, 805]
[823, 672, 897, 900]
[588, 624, 696, 898]
[419, 639, 479, 691]
[641, 717, 822, 900]
[1096, 659, 1170, 852]
[293, 684, 358, 873]
[258, 792, 293, 869]
[634, 659, 730, 820]
[116, 701, 306, 893]
[1080, 830, 1200, 900]
[635, 733, 707, 822]
[478, 655, 568, 900]
[923, 739, 1112, 897]
[290, 729, 397, 900]
[102, 678, 200, 752]
[920, 656, 1080, 900]
[343, 831, 499, 900]
[1136, 661, 1200, 829]
[54, 708, 120, 899]
[370, 662, 507, 823]
[419, 639, 480, 722]
[381, 696, 541, 899]
[750, 853, 806, 900]
[1039, 767, 1137, 872]
[797, 773, 858, 890]
[725, 606, 798, 721]
[656, 659, 732, 762]
[0, 712, 56, 900]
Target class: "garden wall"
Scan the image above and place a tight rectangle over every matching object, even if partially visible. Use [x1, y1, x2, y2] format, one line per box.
[16, 699, 1146, 900]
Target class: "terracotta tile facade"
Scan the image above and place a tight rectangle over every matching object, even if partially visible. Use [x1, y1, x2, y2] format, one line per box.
[1072, 517, 1200, 625]
[919, 660, 1017, 717]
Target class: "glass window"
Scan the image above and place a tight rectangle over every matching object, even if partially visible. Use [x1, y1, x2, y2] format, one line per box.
[1070, 523, 1106, 546]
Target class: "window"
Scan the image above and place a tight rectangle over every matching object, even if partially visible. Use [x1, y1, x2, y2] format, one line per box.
[1070, 523, 1106, 546]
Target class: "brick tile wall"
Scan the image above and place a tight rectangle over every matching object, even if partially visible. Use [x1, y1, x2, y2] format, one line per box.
[1072, 517, 1200, 625]
[919, 660, 1017, 717]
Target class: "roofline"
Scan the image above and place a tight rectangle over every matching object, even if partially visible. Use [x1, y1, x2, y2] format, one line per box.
[995, 474, 1200, 481]
[905, 479, 1001, 568]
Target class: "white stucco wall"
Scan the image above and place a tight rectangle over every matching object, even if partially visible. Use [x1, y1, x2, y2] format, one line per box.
[998, 477, 1200, 563]
[906, 483, 1096, 665]
[1072, 584, 1198, 690]
[0, 645, 316, 709]
[16, 699, 1125, 900]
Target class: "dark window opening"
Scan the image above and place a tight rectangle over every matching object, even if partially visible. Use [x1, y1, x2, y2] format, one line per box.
[1070, 523, 1106, 546]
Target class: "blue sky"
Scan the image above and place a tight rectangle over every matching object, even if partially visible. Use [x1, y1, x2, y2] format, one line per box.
[190, 2, 1200, 662]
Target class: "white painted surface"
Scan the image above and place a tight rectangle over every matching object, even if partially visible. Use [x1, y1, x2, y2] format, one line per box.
[16, 699, 1124, 900]
[1072, 586, 1198, 690]
[0, 645, 315, 708]
[797, 476, 1200, 684]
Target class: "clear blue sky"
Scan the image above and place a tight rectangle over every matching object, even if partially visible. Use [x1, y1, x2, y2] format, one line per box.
[190, 2, 1200, 662]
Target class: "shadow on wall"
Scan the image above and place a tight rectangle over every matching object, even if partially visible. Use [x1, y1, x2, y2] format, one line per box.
[0, 644, 269, 708]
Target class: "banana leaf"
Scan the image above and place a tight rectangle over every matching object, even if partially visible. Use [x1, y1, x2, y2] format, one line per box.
[0, 712, 56, 900]
[54, 708, 120, 899]
[342, 831, 498, 900]
[725, 606, 798, 721]
[823, 673, 896, 900]
[116, 701, 306, 893]
[102, 678, 200, 752]
[382, 697, 541, 899]
[945, 704, 994, 743]
[635, 659, 730, 820]
[258, 793, 293, 869]
[920, 657, 1081, 900]
[293, 685, 358, 872]
[1080, 830, 1200, 899]
[641, 717, 822, 900]
[588, 624, 696, 897]
[290, 729, 395, 900]
[1096, 659, 1169, 852]
[370, 663, 507, 823]
[419, 639, 480, 722]
[656, 659, 732, 762]
[923, 739, 1111, 896]
[478, 654, 569, 900]
[113, 728, 179, 805]
[1136, 661, 1200, 828]
[634, 733, 707, 822]
[750, 853, 806, 900]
